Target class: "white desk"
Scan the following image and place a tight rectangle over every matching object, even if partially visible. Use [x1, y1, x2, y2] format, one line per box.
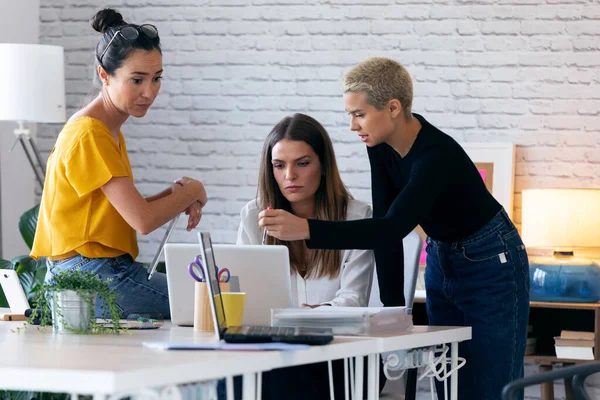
[368, 326, 472, 400]
[0, 320, 470, 400]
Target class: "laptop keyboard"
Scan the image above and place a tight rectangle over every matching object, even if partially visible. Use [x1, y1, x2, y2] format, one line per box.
[244, 325, 296, 337]
[224, 324, 334, 345]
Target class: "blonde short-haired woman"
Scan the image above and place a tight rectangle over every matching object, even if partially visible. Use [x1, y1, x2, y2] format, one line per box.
[259, 57, 530, 400]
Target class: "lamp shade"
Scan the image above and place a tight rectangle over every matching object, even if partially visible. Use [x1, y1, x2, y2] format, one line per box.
[0, 43, 66, 123]
[522, 188, 600, 250]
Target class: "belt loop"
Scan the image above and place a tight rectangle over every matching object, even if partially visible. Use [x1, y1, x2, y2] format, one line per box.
[501, 208, 513, 226]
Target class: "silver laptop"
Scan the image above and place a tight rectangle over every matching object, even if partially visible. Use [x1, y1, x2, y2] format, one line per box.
[199, 232, 334, 345]
[164, 242, 293, 326]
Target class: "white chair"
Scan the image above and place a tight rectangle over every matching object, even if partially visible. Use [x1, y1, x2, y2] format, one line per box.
[368, 230, 424, 400]
[368, 230, 424, 311]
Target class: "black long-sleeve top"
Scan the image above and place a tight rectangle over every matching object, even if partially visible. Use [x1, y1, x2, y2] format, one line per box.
[307, 113, 501, 306]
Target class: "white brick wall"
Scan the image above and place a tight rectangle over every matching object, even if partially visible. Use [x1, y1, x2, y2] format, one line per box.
[42, 4, 596, 224]
[37, 1, 600, 398]
[38, 0, 600, 262]
[37, 0, 600, 244]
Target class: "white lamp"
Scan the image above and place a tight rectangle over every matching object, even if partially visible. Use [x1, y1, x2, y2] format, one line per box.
[522, 188, 600, 302]
[0, 43, 66, 187]
[522, 189, 600, 257]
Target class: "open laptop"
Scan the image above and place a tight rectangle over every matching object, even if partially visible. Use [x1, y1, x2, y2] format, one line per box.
[164, 243, 294, 326]
[199, 232, 334, 345]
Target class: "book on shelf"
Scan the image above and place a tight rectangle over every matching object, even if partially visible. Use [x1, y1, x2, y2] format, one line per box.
[560, 330, 595, 341]
[525, 325, 537, 355]
[554, 332, 595, 360]
[554, 345, 594, 360]
[554, 337, 594, 348]
[525, 337, 537, 355]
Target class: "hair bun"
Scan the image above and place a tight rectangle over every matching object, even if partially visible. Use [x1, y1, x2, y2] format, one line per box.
[91, 8, 125, 34]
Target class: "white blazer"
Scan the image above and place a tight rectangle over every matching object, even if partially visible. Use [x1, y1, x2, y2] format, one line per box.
[236, 199, 375, 307]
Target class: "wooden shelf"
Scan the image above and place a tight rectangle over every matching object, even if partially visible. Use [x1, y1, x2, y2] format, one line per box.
[524, 354, 596, 365]
[413, 298, 600, 308]
[530, 301, 600, 310]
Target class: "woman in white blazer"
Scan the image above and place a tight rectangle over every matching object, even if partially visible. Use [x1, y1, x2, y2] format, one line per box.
[236, 113, 377, 400]
[237, 113, 374, 309]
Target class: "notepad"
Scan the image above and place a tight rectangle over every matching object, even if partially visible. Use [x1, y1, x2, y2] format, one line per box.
[143, 342, 310, 351]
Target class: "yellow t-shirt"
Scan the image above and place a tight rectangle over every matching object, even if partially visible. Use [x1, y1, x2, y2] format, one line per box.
[31, 116, 138, 260]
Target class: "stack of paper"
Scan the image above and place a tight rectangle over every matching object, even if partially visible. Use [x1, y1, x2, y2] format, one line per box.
[554, 330, 595, 360]
[271, 306, 412, 336]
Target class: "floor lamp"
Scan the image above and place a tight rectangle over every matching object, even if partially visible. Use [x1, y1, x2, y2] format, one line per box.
[0, 43, 66, 188]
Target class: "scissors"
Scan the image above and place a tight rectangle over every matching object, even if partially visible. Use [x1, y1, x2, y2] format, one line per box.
[216, 266, 230, 283]
[188, 255, 207, 282]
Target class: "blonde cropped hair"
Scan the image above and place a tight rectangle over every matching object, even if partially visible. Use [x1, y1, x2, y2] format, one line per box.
[344, 57, 413, 120]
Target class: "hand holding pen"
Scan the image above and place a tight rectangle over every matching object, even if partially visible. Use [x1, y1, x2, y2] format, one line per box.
[262, 206, 273, 244]
[258, 207, 310, 241]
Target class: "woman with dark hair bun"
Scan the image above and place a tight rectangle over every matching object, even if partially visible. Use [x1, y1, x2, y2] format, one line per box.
[31, 8, 207, 319]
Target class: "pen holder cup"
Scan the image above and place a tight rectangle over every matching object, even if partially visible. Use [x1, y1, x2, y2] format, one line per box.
[193, 281, 231, 332]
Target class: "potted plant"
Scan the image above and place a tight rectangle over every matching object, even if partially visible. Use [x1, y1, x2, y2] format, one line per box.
[31, 268, 123, 334]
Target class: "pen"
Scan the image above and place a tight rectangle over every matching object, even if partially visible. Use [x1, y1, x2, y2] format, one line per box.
[262, 206, 272, 245]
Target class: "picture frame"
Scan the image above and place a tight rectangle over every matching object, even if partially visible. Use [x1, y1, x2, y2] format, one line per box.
[461, 143, 516, 218]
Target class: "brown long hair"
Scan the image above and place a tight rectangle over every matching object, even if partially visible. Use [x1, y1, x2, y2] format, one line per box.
[257, 113, 353, 279]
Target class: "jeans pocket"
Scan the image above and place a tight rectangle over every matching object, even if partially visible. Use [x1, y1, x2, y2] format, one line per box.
[461, 233, 509, 264]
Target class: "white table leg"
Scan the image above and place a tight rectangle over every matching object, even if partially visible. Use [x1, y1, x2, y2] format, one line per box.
[344, 358, 350, 400]
[242, 372, 257, 400]
[367, 354, 377, 400]
[355, 355, 364, 400]
[328, 360, 335, 400]
[375, 354, 380, 400]
[257, 372, 262, 399]
[93, 394, 106, 400]
[451, 341, 458, 400]
[226, 375, 234, 400]
[349, 357, 355, 400]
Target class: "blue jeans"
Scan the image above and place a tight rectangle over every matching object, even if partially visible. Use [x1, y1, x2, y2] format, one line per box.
[46, 254, 170, 319]
[425, 209, 530, 400]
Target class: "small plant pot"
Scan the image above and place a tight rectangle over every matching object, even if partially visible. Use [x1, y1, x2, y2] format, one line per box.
[50, 289, 96, 333]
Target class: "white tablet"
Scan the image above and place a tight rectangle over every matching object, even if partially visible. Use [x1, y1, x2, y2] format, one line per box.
[0, 269, 30, 314]
[147, 214, 180, 280]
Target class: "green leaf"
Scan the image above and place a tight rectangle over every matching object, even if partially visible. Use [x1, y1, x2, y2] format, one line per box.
[0, 259, 14, 270]
[11, 256, 47, 303]
[1, 390, 36, 400]
[18, 204, 40, 250]
[0, 259, 15, 308]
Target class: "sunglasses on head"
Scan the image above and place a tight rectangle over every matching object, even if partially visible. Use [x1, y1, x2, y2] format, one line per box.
[98, 24, 159, 64]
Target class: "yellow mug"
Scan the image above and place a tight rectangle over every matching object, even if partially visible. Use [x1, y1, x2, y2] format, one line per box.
[221, 292, 246, 327]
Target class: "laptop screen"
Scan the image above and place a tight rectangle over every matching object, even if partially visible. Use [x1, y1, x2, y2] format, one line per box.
[198, 232, 228, 337]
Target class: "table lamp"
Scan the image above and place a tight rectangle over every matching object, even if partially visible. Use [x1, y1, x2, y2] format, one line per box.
[522, 188, 600, 302]
[0, 43, 66, 188]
